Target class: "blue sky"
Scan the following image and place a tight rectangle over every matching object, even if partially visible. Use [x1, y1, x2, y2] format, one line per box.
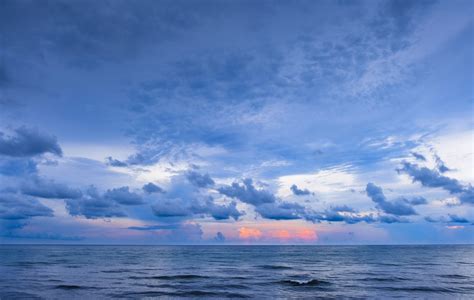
[0, 0, 473, 244]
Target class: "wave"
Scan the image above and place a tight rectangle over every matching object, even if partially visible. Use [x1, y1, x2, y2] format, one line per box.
[438, 274, 470, 279]
[54, 285, 83, 290]
[54, 284, 100, 290]
[204, 284, 249, 289]
[359, 276, 410, 282]
[128, 274, 210, 280]
[101, 269, 135, 273]
[259, 265, 293, 270]
[0, 291, 43, 299]
[377, 286, 465, 293]
[279, 279, 331, 287]
[111, 290, 250, 298]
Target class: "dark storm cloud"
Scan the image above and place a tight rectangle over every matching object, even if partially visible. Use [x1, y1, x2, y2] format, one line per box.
[142, 182, 165, 194]
[186, 171, 215, 188]
[218, 178, 276, 205]
[65, 186, 126, 219]
[398, 162, 474, 205]
[0, 193, 53, 220]
[104, 186, 144, 205]
[21, 177, 82, 199]
[0, 127, 62, 157]
[290, 184, 312, 196]
[365, 183, 417, 216]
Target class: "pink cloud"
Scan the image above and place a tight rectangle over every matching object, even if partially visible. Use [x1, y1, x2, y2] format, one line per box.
[239, 227, 262, 239]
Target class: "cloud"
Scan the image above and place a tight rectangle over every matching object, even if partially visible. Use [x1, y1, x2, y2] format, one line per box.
[1, 1, 472, 244]
[448, 214, 470, 223]
[0, 127, 62, 157]
[411, 152, 426, 161]
[0, 193, 53, 220]
[105, 156, 128, 167]
[365, 183, 417, 216]
[219, 177, 411, 224]
[402, 196, 427, 206]
[145, 172, 243, 221]
[425, 214, 470, 224]
[330, 205, 356, 213]
[218, 178, 276, 205]
[290, 184, 312, 196]
[214, 231, 226, 242]
[204, 200, 243, 220]
[151, 197, 243, 221]
[0, 157, 37, 176]
[128, 224, 181, 231]
[425, 216, 444, 223]
[65, 186, 126, 219]
[304, 209, 377, 224]
[239, 227, 262, 239]
[21, 177, 82, 199]
[434, 154, 451, 173]
[105, 153, 155, 167]
[255, 202, 305, 220]
[398, 162, 463, 193]
[186, 171, 215, 188]
[152, 198, 191, 217]
[305, 209, 407, 224]
[142, 182, 165, 194]
[378, 215, 407, 224]
[398, 162, 473, 205]
[104, 186, 144, 205]
[459, 188, 474, 205]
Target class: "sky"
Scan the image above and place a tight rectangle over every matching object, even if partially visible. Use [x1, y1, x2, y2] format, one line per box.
[0, 0, 473, 245]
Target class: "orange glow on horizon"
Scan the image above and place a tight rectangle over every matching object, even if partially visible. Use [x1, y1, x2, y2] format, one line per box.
[296, 228, 318, 240]
[239, 227, 262, 239]
[238, 226, 318, 242]
[270, 229, 291, 240]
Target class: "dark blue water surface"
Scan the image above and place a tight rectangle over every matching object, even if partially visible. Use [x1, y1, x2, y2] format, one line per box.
[0, 245, 473, 299]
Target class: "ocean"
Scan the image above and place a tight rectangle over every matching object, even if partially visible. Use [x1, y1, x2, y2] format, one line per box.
[0, 245, 473, 299]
